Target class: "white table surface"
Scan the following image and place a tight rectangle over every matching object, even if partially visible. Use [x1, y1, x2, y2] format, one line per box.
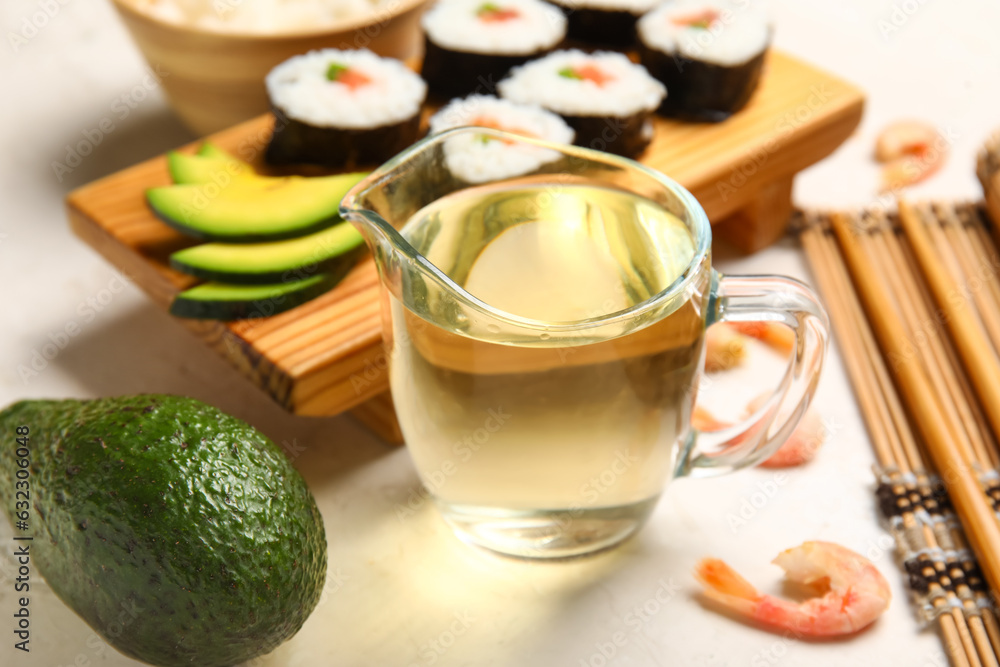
[2, 0, 999, 665]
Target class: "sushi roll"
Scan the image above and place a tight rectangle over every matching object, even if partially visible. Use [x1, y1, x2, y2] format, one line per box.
[498, 50, 665, 158]
[421, 0, 567, 100]
[265, 49, 427, 168]
[545, 0, 662, 49]
[637, 1, 772, 121]
[429, 95, 575, 182]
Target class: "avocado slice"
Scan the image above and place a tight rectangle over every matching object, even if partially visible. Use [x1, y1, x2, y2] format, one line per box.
[167, 151, 268, 185]
[170, 221, 365, 284]
[147, 171, 366, 242]
[0, 395, 327, 667]
[170, 270, 344, 320]
[197, 141, 244, 163]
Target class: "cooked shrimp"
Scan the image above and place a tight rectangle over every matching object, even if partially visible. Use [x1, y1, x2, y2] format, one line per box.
[875, 120, 947, 191]
[691, 394, 825, 467]
[745, 393, 825, 468]
[695, 541, 891, 638]
[729, 321, 795, 356]
[704, 323, 747, 371]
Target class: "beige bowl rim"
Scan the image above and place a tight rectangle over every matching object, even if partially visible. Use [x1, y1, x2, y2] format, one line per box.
[111, 0, 430, 42]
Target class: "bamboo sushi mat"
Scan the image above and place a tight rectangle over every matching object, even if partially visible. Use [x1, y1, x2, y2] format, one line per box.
[798, 202, 1000, 667]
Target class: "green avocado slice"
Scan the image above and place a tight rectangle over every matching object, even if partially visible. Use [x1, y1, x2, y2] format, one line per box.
[146, 171, 366, 242]
[170, 222, 365, 284]
[170, 270, 345, 320]
[167, 152, 269, 186]
[197, 142, 243, 163]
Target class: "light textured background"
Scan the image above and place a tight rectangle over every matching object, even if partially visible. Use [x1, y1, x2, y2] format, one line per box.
[2, 0, 999, 665]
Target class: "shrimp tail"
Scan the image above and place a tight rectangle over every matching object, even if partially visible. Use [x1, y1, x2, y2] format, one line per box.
[695, 558, 762, 618]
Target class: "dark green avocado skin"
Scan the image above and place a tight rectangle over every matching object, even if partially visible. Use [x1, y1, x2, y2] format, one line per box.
[0, 395, 326, 667]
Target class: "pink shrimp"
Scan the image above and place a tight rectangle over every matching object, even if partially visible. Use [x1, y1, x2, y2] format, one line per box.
[704, 323, 748, 371]
[729, 321, 795, 356]
[692, 394, 826, 467]
[745, 393, 825, 468]
[875, 120, 947, 191]
[695, 541, 891, 638]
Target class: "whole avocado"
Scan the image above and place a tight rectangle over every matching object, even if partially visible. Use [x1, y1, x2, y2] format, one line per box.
[0, 395, 326, 667]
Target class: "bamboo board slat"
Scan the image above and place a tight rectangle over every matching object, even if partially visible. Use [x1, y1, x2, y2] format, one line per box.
[65, 51, 864, 430]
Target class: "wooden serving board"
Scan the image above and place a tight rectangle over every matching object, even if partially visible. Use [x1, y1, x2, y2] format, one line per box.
[65, 51, 863, 439]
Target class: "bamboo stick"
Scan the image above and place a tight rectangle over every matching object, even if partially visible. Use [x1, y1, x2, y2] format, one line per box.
[898, 200, 1000, 450]
[863, 219, 982, 467]
[801, 226, 906, 466]
[801, 223, 982, 667]
[871, 213, 997, 471]
[960, 210, 1000, 346]
[829, 211, 1000, 597]
[894, 233, 1000, 470]
[936, 204, 1000, 352]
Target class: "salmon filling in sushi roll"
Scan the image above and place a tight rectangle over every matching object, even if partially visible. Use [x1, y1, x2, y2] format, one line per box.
[638, 0, 772, 121]
[421, 0, 567, 100]
[429, 94, 575, 182]
[498, 50, 665, 158]
[265, 49, 427, 168]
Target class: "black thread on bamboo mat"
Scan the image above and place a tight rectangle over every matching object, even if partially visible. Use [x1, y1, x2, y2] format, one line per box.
[924, 484, 951, 514]
[876, 480, 952, 517]
[876, 482, 909, 517]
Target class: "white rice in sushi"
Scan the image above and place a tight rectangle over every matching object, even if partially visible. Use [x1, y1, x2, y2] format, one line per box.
[421, 0, 566, 55]
[266, 49, 426, 129]
[637, 0, 771, 67]
[134, 0, 394, 34]
[497, 50, 665, 118]
[429, 95, 574, 183]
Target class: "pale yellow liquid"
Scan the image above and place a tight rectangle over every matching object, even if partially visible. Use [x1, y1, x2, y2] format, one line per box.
[388, 181, 707, 556]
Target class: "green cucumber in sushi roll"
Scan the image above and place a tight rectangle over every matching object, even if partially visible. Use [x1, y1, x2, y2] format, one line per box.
[421, 0, 567, 100]
[498, 50, 665, 158]
[545, 0, 662, 49]
[265, 49, 427, 169]
[637, 0, 772, 121]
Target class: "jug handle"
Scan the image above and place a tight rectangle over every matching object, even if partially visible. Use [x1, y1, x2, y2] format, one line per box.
[675, 271, 830, 479]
